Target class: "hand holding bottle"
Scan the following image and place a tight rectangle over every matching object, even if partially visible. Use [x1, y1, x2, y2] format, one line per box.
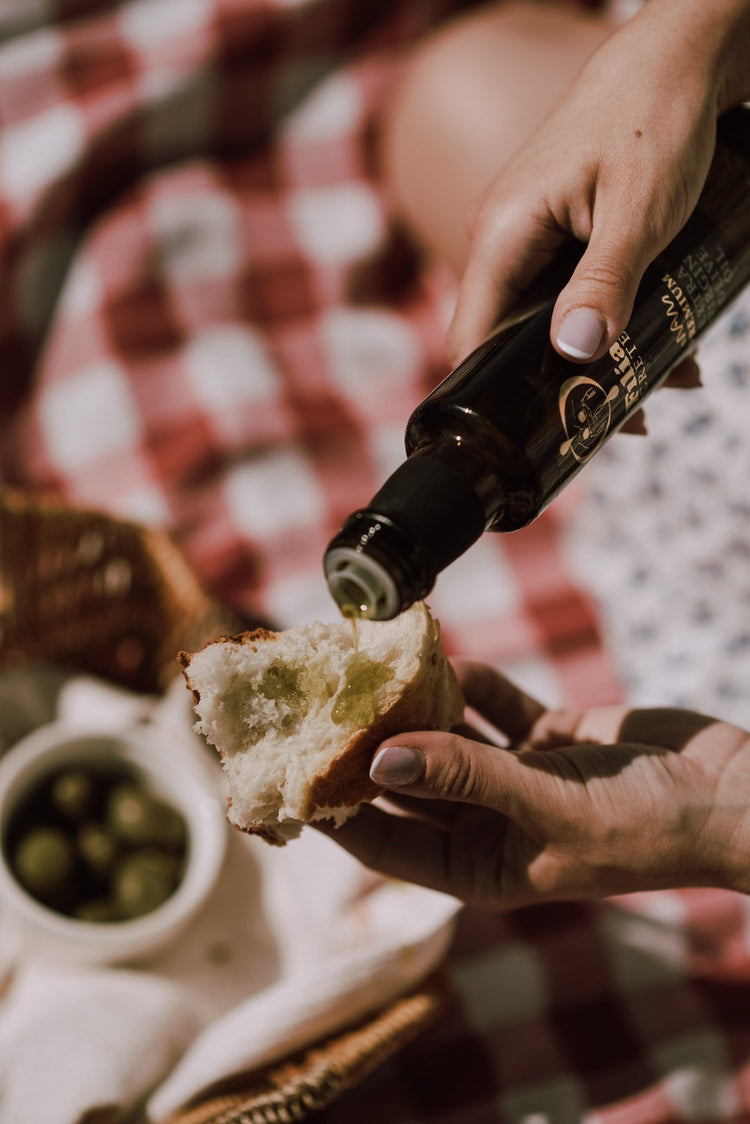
[445, 0, 750, 369]
[321, 660, 750, 909]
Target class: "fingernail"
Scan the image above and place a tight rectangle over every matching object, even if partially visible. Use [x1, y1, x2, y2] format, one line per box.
[370, 746, 424, 787]
[556, 308, 605, 360]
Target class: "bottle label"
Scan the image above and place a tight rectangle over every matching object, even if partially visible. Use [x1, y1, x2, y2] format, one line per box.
[554, 132, 747, 473]
[558, 374, 619, 463]
[663, 243, 735, 336]
[558, 235, 736, 467]
[660, 271, 697, 347]
[558, 330, 643, 463]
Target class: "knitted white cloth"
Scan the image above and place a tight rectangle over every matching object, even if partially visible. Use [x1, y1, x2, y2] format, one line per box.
[566, 288, 750, 728]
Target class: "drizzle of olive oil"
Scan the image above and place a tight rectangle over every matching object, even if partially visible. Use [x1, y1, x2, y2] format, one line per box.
[340, 600, 366, 654]
[236, 662, 307, 741]
[341, 601, 369, 620]
[259, 662, 303, 703]
[331, 655, 394, 727]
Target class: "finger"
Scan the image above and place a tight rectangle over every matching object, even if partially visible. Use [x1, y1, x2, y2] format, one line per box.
[377, 790, 464, 828]
[552, 210, 661, 362]
[379, 795, 515, 866]
[525, 702, 717, 756]
[446, 201, 565, 366]
[663, 353, 702, 388]
[618, 707, 717, 752]
[317, 802, 508, 906]
[368, 728, 584, 843]
[617, 354, 702, 435]
[316, 803, 454, 892]
[619, 408, 648, 436]
[377, 787, 508, 832]
[452, 659, 546, 741]
[452, 717, 507, 747]
[519, 703, 627, 753]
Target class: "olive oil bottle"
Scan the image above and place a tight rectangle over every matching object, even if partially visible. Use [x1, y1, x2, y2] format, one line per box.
[324, 107, 750, 620]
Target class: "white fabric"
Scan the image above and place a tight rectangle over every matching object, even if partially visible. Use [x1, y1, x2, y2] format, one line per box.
[566, 288, 750, 729]
[0, 673, 459, 1124]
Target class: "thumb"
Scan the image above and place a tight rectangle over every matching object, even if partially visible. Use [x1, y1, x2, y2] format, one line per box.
[369, 732, 573, 835]
[552, 224, 654, 362]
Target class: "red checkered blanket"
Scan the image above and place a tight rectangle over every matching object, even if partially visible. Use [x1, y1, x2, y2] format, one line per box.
[2, 2, 750, 1120]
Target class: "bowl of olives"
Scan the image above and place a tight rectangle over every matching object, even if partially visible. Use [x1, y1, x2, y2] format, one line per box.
[0, 722, 227, 964]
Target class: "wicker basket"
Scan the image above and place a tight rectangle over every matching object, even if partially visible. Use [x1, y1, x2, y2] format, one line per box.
[166, 975, 447, 1124]
[0, 488, 237, 692]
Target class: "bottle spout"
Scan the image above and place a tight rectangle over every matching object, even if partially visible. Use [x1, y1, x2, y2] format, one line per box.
[324, 544, 403, 620]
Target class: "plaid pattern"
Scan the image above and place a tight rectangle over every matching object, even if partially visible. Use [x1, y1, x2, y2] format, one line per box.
[0, 0, 616, 705]
[2, 1, 750, 1120]
[319, 892, 750, 1123]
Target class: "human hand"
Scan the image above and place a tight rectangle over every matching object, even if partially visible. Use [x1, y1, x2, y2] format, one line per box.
[322, 660, 750, 910]
[447, 0, 750, 369]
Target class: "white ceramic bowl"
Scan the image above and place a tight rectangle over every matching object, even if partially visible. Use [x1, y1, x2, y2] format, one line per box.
[0, 721, 228, 965]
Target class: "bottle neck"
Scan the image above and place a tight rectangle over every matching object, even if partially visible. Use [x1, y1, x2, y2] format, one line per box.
[324, 448, 487, 619]
[324, 514, 430, 619]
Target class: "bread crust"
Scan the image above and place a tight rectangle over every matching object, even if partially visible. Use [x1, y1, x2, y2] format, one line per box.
[306, 651, 463, 815]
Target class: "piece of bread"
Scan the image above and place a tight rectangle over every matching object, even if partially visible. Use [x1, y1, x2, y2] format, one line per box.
[179, 602, 464, 845]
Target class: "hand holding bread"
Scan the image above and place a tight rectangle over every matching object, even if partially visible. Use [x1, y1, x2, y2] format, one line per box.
[327, 661, 750, 908]
[181, 612, 750, 906]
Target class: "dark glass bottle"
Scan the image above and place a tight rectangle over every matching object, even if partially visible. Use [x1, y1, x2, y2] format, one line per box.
[324, 107, 750, 619]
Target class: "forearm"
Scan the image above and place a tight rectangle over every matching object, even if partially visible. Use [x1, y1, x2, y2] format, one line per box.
[709, 0, 750, 109]
[641, 0, 750, 112]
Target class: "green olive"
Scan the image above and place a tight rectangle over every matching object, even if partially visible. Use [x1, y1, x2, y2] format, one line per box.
[13, 826, 75, 901]
[51, 769, 96, 823]
[106, 784, 186, 850]
[77, 823, 118, 881]
[112, 849, 180, 918]
[74, 898, 120, 923]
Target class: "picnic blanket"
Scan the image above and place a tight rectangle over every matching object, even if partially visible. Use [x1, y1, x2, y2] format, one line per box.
[2, 0, 750, 1121]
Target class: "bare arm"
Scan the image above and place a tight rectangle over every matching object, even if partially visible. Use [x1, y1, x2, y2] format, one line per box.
[447, 0, 750, 365]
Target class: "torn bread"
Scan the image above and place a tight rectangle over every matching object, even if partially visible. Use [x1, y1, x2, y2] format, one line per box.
[179, 601, 464, 845]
